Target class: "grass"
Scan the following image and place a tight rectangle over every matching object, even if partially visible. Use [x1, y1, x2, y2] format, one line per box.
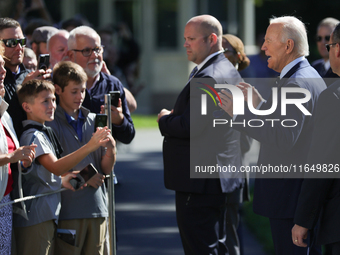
[243, 189, 275, 254]
[131, 114, 159, 129]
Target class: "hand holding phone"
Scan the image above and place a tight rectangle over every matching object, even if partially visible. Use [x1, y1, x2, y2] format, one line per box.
[69, 164, 98, 190]
[94, 114, 107, 131]
[86, 173, 105, 188]
[109, 91, 120, 107]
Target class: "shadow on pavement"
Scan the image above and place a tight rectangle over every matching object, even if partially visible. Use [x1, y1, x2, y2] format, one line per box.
[115, 151, 184, 255]
[113, 129, 268, 255]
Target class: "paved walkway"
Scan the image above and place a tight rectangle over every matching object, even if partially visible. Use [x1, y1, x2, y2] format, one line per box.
[114, 128, 268, 255]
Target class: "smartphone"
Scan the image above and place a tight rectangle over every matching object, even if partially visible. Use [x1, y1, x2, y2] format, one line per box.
[94, 114, 107, 131]
[38, 54, 50, 70]
[69, 163, 98, 190]
[109, 91, 120, 107]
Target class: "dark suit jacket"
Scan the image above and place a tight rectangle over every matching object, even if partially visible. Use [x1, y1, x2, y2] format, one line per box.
[233, 59, 326, 218]
[4, 64, 30, 134]
[312, 59, 339, 87]
[159, 53, 243, 194]
[294, 80, 340, 245]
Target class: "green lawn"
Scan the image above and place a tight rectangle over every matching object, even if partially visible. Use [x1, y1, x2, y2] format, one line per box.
[131, 114, 159, 129]
[243, 190, 275, 254]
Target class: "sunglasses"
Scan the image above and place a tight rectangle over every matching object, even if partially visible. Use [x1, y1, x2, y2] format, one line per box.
[325, 43, 337, 52]
[316, 35, 330, 42]
[1, 38, 26, 48]
[224, 48, 237, 55]
[71, 46, 104, 57]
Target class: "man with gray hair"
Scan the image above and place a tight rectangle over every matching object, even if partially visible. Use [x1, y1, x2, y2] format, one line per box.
[67, 25, 135, 144]
[47, 29, 69, 68]
[23, 48, 37, 72]
[219, 16, 326, 254]
[312, 17, 340, 85]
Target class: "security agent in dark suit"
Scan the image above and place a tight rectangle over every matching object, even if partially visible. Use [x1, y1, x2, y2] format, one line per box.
[157, 15, 243, 254]
[311, 17, 340, 86]
[218, 16, 326, 255]
[292, 22, 340, 255]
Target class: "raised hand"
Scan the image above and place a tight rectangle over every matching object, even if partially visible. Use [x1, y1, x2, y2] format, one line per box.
[218, 90, 234, 117]
[237, 82, 264, 109]
[86, 127, 111, 152]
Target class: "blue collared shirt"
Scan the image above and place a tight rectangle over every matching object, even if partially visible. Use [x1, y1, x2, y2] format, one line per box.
[12, 65, 21, 79]
[64, 111, 85, 142]
[280, 56, 305, 79]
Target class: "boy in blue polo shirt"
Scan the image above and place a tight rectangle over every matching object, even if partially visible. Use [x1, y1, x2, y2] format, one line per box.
[47, 61, 116, 255]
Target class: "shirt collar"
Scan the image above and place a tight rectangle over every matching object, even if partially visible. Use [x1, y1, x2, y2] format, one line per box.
[324, 60, 330, 71]
[64, 110, 85, 124]
[87, 73, 101, 93]
[12, 65, 21, 77]
[280, 56, 305, 79]
[196, 50, 224, 72]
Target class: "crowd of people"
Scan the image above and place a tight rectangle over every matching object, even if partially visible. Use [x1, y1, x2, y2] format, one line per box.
[0, 3, 339, 255]
[0, 15, 135, 255]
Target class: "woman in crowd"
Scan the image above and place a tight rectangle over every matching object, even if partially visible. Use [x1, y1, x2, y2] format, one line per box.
[0, 42, 36, 254]
[222, 34, 250, 71]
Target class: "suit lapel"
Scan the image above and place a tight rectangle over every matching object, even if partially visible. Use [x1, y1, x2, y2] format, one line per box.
[195, 53, 224, 77]
[282, 59, 306, 79]
[277, 59, 308, 88]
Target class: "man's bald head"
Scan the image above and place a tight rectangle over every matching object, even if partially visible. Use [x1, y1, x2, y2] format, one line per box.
[187, 15, 223, 46]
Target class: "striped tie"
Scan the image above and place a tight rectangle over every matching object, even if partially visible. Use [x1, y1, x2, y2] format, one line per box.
[189, 66, 198, 80]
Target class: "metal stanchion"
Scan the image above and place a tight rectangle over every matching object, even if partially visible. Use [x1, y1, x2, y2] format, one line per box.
[104, 94, 116, 255]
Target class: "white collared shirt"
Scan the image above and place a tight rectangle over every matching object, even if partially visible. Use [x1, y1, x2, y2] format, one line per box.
[195, 50, 224, 73]
[324, 60, 331, 71]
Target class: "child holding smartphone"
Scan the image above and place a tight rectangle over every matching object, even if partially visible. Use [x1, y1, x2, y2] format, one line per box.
[48, 61, 116, 255]
[13, 79, 111, 255]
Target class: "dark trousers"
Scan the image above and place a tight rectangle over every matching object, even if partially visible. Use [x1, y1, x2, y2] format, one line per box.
[225, 189, 241, 255]
[269, 218, 321, 255]
[325, 241, 340, 255]
[176, 191, 228, 255]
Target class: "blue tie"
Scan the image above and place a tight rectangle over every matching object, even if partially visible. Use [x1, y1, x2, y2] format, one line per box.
[189, 66, 198, 80]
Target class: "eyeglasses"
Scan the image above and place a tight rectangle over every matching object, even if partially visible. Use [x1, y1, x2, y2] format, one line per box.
[316, 35, 330, 42]
[71, 46, 104, 57]
[325, 43, 337, 52]
[1, 38, 26, 48]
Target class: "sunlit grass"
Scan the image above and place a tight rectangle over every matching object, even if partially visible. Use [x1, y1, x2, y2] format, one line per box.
[131, 114, 159, 129]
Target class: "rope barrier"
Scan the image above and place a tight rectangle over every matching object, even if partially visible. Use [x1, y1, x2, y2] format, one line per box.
[0, 188, 67, 208]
